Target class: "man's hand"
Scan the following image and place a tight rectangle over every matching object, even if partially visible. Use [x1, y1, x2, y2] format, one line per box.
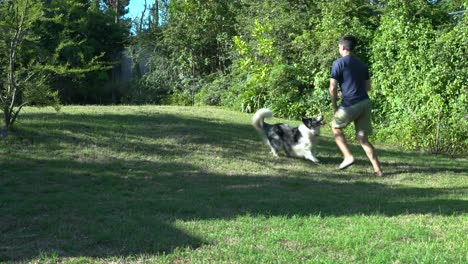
[329, 78, 338, 113]
[365, 80, 371, 92]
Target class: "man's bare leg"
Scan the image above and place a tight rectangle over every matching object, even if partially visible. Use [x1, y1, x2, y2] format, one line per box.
[358, 135, 383, 176]
[332, 126, 354, 169]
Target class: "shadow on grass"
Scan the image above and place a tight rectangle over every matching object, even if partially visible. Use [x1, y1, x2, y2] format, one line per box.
[12, 112, 260, 159]
[1, 110, 466, 261]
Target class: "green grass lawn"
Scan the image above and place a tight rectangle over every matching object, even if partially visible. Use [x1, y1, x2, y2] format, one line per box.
[0, 105, 466, 263]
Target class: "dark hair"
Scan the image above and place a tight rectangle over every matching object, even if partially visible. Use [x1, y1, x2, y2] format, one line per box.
[339, 35, 357, 51]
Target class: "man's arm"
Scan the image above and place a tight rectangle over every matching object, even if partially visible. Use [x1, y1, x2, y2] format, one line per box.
[365, 79, 371, 92]
[329, 78, 338, 113]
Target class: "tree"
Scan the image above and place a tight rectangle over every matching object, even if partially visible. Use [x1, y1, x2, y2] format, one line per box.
[127, 0, 239, 105]
[0, 0, 125, 132]
[102, 0, 130, 23]
[124, 0, 172, 104]
[101, 0, 131, 103]
[164, 0, 238, 104]
[37, 0, 130, 104]
[224, 0, 312, 116]
[0, 0, 59, 132]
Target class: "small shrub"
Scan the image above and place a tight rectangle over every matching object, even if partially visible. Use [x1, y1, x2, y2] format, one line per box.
[195, 73, 231, 106]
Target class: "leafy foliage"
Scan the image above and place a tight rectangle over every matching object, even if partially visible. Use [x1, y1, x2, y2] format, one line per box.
[370, 0, 467, 154]
[38, 0, 130, 104]
[0, 0, 130, 131]
[0, 0, 60, 131]
[127, 0, 238, 105]
[224, 0, 378, 119]
[195, 73, 231, 106]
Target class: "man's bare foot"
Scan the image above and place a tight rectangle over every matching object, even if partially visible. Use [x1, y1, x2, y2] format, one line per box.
[375, 170, 384, 177]
[339, 157, 355, 170]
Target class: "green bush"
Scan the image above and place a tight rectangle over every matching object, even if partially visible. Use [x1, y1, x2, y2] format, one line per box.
[223, 22, 280, 113]
[122, 76, 172, 105]
[264, 64, 328, 118]
[195, 73, 231, 106]
[370, 0, 467, 155]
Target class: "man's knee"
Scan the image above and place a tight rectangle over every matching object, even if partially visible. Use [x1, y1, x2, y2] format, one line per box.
[358, 135, 375, 151]
[332, 126, 343, 136]
[357, 134, 368, 145]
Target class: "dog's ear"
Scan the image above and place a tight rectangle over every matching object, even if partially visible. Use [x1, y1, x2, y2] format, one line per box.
[302, 118, 315, 128]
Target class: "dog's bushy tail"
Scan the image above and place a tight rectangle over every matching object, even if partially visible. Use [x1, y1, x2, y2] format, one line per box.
[252, 108, 272, 132]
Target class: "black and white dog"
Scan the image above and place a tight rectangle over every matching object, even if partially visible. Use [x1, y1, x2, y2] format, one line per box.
[252, 108, 324, 163]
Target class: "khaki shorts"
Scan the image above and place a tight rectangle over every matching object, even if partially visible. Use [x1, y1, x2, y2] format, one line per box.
[332, 99, 373, 137]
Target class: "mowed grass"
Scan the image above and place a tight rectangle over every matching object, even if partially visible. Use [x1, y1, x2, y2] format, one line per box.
[0, 105, 466, 263]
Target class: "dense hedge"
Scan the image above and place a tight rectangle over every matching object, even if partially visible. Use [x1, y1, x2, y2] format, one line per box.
[370, 0, 467, 154]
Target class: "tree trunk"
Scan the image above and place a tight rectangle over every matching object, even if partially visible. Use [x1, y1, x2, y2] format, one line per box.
[3, 105, 11, 131]
[5, 36, 17, 130]
[154, 0, 159, 27]
[115, 1, 119, 24]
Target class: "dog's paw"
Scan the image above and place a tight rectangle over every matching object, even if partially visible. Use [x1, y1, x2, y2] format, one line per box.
[306, 157, 320, 163]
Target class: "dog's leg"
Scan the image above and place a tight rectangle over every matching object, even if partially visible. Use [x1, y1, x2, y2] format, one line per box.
[270, 148, 279, 157]
[304, 151, 319, 163]
[266, 140, 280, 157]
[284, 148, 293, 157]
[283, 146, 290, 157]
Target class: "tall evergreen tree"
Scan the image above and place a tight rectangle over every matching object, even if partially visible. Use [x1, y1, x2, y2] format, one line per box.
[37, 0, 130, 104]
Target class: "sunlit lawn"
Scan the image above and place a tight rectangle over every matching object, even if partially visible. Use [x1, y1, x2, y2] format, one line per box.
[0, 105, 466, 263]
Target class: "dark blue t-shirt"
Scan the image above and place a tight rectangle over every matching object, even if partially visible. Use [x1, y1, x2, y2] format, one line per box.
[330, 54, 369, 107]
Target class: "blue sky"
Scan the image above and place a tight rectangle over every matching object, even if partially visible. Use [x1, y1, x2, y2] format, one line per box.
[127, 0, 155, 19]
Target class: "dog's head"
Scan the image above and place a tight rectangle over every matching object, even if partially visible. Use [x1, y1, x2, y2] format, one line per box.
[302, 115, 324, 135]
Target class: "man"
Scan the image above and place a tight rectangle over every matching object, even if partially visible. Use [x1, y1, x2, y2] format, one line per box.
[329, 35, 383, 176]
